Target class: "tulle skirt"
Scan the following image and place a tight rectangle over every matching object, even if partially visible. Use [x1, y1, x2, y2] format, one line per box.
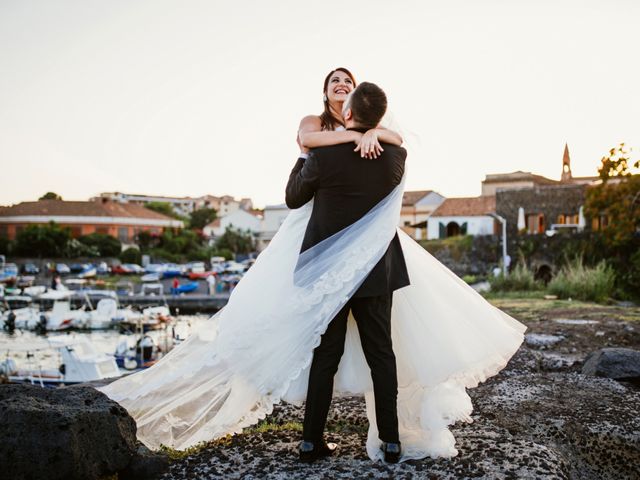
[99, 192, 525, 462]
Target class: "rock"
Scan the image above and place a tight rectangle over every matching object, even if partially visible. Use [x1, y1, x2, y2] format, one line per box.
[0, 384, 137, 480]
[120, 443, 170, 480]
[554, 318, 599, 325]
[159, 370, 640, 480]
[582, 347, 640, 381]
[525, 333, 565, 348]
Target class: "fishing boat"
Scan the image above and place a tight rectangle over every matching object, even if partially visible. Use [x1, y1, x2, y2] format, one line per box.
[0, 336, 122, 387]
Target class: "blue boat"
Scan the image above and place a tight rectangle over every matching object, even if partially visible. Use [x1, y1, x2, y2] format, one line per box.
[171, 282, 198, 294]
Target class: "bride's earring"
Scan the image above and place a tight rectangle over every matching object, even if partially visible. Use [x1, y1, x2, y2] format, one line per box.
[323, 94, 327, 102]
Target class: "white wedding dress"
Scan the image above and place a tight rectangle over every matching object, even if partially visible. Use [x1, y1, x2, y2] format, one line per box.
[99, 175, 526, 462]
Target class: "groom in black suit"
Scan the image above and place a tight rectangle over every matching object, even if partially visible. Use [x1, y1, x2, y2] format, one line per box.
[285, 82, 409, 463]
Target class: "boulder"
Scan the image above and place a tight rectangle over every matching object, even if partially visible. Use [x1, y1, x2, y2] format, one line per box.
[582, 347, 640, 381]
[0, 384, 137, 480]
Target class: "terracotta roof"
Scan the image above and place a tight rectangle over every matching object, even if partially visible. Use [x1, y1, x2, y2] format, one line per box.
[205, 219, 222, 228]
[402, 190, 433, 206]
[0, 199, 175, 220]
[431, 196, 496, 217]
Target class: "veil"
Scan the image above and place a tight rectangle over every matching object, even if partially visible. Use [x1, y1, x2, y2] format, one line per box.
[99, 174, 526, 461]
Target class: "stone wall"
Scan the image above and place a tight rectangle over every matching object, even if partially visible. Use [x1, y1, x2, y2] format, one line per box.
[496, 184, 587, 238]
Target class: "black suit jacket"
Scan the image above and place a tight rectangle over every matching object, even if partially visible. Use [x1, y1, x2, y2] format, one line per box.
[285, 139, 410, 298]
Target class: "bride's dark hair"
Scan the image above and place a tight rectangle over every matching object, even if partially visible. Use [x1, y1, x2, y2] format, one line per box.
[320, 67, 357, 131]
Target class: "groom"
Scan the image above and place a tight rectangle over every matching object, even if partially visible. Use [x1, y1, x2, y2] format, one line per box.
[285, 82, 409, 463]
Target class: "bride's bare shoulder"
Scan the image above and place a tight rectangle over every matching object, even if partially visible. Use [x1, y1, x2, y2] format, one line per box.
[298, 115, 322, 131]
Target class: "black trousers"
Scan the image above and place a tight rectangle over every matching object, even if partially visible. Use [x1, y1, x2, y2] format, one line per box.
[302, 293, 399, 444]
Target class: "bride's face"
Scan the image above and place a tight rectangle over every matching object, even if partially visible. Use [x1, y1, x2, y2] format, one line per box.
[325, 71, 354, 105]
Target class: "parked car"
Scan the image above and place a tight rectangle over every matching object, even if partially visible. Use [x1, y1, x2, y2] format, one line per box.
[21, 263, 40, 275]
[55, 263, 71, 275]
[184, 262, 206, 275]
[96, 262, 110, 275]
[112, 263, 144, 275]
[123, 263, 145, 274]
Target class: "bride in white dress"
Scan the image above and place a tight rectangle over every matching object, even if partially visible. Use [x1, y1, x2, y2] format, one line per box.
[99, 68, 526, 462]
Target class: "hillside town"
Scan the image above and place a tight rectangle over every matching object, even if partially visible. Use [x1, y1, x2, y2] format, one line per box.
[0, 144, 601, 252]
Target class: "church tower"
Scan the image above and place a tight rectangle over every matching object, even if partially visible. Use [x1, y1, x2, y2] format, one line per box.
[561, 143, 572, 182]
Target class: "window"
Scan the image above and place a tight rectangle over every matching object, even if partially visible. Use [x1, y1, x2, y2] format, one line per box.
[556, 214, 579, 225]
[526, 214, 545, 234]
[118, 227, 129, 242]
[592, 215, 609, 231]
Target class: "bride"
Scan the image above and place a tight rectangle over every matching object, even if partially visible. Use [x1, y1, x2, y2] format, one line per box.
[99, 68, 526, 463]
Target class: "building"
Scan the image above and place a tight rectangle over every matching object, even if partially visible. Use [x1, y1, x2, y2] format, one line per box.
[203, 209, 263, 239]
[399, 190, 445, 240]
[427, 196, 497, 239]
[97, 192, 252, 217]
[481, 144, 598, 196]
[492, 144, 598, 237]
[0, 198, 183, 245]
[257, 204, 290, 251]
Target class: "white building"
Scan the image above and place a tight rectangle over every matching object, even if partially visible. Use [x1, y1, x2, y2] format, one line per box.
[400, 190, 446, 240]
[97, 192, 251, 218]
[257, 204, 290, 251]
[203, 209, 262, 239]
[427, 196, 497, 240]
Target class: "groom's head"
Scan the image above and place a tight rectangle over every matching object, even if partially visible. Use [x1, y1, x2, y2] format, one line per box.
[342, 82, 387, 130]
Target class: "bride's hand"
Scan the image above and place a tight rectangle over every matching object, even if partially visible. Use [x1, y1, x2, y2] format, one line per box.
[354, 129, 384, 159]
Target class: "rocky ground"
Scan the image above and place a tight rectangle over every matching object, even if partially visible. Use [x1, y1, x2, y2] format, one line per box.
[158, 298, 640, 480]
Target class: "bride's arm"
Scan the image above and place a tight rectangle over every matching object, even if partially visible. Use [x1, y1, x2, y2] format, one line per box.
[297, 116, 362, 149]
[355, 127, 403, 158]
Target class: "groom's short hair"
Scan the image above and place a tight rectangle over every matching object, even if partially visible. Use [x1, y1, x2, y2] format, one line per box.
[348, 82, 388, 130]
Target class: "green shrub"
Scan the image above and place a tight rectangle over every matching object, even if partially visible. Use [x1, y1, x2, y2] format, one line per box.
[462, 275, 478, 284]
[489, 263, 541, 292]
[420, 235, 473, 261]
[78, 233, 121, 257]
[120, 247, 142, 264]
[547, 258, 616, 303]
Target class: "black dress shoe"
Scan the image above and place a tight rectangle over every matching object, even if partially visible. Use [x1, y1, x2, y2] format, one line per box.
[381, 441, 401, 463]
[298, 440, 337, 463]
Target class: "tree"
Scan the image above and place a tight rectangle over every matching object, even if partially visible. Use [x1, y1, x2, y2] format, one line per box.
[585, 143, 640, 299]
[585, 143, 640, 246]
[39, 192, 62, 200]
[190, 208, 217, 230]
[78, 233, 122, 257]
[145, 202, 183, 219]
[13, 222, 71, 257]
[215, 226, 255, 254]
[120, 247, 142, 264]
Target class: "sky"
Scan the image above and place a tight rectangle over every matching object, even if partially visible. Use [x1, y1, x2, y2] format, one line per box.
[1, 0, 639, 209]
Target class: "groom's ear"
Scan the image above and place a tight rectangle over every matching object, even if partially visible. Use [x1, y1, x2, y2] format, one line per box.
[343, 107, 353, 122]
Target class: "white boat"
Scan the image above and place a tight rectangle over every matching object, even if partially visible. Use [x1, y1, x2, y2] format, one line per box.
[0, 336, 122, 386]
[78, 265, 97, 279]
[140, 273, 161, 283]
[38, 291, 85, 331]
[1, 296, 43, 330]
[75, 297, 142, 330]
[21, 285, 47, 297]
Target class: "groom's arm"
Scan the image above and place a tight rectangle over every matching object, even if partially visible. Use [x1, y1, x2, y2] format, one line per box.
[285, 152, 322, 209]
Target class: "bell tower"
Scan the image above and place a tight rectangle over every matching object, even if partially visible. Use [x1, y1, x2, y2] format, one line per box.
[561, 143, 572, 182]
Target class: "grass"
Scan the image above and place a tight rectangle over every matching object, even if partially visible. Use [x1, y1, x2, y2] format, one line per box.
[488, 263, 543, 293]
[486, 295, 640, 323]
[548, 259, 616, 303]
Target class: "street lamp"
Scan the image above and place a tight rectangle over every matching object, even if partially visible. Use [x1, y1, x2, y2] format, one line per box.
[488, 213, 508, 277]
